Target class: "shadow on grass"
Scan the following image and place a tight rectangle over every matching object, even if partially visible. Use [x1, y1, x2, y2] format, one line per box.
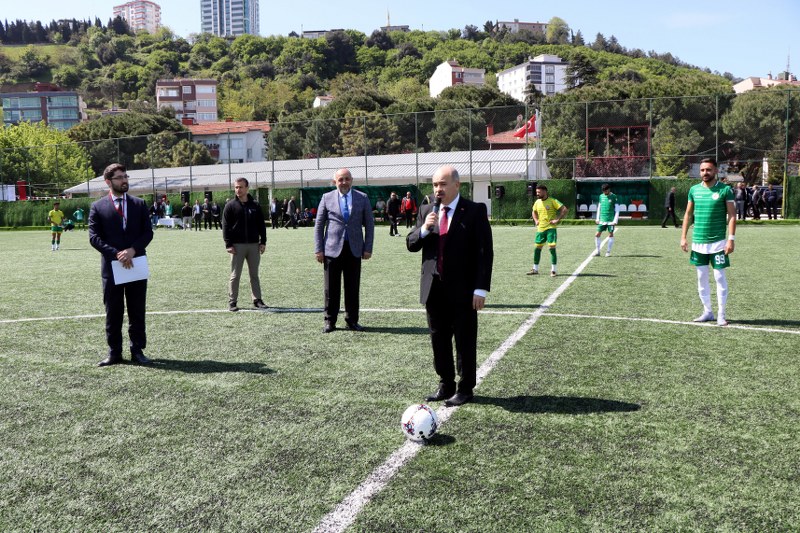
[261, 307, 324, 314]
[474, 395, 640, 414]
[365, 326, 430, 335]
[731, 318, 800, 328]
[424, 433, 456, 446]
[614, 254, 662, 258]
[150, 359, 275, 374]
[573, 273, 617, 278]
[483, 304, 541, 310]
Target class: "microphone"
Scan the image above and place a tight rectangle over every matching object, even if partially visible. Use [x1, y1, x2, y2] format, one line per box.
[433, 197, 442, 214]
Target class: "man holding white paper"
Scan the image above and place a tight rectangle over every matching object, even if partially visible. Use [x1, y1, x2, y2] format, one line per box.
[89, 163, 154, 367]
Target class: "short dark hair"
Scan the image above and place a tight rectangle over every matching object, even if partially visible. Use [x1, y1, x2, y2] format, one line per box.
[103, 163, 126, 180]
[234, 177, 249, 187]
[536, 184, 548, 191]
[601, 183, 611, 192]
[700, 158, 718, 168]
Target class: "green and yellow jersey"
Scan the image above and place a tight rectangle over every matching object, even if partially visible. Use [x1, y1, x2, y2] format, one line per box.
[532, 197, 564, 231]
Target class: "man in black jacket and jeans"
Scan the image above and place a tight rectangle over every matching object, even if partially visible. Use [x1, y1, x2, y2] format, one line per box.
[222, 177, 268, 312]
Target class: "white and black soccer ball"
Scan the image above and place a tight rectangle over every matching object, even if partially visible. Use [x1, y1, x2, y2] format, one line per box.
[400, 403, 439, 442]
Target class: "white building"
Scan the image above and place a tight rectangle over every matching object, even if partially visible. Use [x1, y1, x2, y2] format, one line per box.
[313, 95, 334, 108]
[187, 121, 271, 164]
[113, 0, 161, 33]
[733, 72, 800, 93]
[497, 54, 568, 102]
[429, 60, 485, 98]
[200, 0, 259, 37]
[156, 79, 218, 124]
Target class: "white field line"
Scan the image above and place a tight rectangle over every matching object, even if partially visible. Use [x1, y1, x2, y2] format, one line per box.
[311, 238, 607, 533]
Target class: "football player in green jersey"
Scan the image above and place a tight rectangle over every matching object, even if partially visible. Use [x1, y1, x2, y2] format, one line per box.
[594, 183, 618, 257]
[680, 158, 736, 326]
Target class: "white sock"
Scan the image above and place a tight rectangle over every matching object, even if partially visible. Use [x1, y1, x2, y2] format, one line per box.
[696, 266, 712, 314]
[713, 268, 728, 319]
[595, 237, 601, 251]
[607, 237, 614, 253]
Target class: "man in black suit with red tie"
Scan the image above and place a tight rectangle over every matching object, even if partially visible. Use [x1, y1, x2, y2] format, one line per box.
[407, 165, 493, 406]
[89, 163, 154, 367]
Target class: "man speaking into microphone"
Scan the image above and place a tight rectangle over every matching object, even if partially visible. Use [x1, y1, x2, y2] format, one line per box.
[407, 165, 493, 406]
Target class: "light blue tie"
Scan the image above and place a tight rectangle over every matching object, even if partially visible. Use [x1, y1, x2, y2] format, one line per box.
[343, 194, 350, 222]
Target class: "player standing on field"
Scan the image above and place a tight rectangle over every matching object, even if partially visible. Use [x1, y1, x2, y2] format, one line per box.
[594, 183, 618, 257]
[48, 201, 65, 251]
[528, 184, 568, 277]
[680, 158, 736, 326]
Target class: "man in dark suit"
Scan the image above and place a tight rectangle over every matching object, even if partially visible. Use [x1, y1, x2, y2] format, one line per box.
[661, 186, 678, 228]
[89, 163, 154, 367]
[314, 168, 375, 333]
[407, 165, 493, 406]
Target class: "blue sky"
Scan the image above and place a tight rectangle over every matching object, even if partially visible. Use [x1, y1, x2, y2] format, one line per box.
[3, 0, 796, 79]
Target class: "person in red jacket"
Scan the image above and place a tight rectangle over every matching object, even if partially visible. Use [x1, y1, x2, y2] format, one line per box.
[401, 191, 417, 229]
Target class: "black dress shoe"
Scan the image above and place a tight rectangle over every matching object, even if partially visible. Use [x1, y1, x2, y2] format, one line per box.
[323, 322, 336, 333]
[131, 352, 152, 364]
[253, 299, 269, 309]
[425, 384, 456, 402]
[97, 355, 122, 367]
[444, 392, 474, 407]
[346, 321, 365, 332]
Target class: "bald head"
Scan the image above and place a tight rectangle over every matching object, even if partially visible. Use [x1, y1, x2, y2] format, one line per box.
[334, 168, 353, 194]
[432, 165, 461, 205]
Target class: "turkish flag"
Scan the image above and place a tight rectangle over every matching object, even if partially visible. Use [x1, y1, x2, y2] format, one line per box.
[513, 114, 536, 138]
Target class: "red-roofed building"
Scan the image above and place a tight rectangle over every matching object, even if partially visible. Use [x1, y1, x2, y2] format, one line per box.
[485, 124, 528, 150]
[187, 121, 271, 163]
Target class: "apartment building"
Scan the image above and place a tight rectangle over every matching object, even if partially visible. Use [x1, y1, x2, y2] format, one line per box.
[494, 19, 547, 34]
[497, 54, 568, 102]
[187, 120, 271, 163]
[156, 79, 218, 123]
[1, 83, 87, 131]
[113, 1, 162, 34]
[200, 0, 259, 37]
[429, 60, 486, 98]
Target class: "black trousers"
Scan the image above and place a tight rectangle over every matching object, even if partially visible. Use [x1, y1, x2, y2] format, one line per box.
[389, 215, 399, 235]
[661, 207, 678, 227]
[425, 277, 478, 394]
[766, 200, 778, 219]
[103, 278, 147, 357]
[323, 241, 362, 325]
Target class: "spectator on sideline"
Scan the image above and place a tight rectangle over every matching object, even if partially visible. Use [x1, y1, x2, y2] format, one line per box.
[192, 200, 202, 231]
[211, 201, 222, 229]
[594, 183, 619, 257]
[314, 168, 375, 333]
[48, 201, 65, 251]
[284, 196, 298, 229]
[734, 182, 747, 220]
[181, 201, 192, 230]
[89, 163, 154, 366]
[401, 191, 417, 229]
[765, 184, 779, 219]
[386, 191, 402, 237]
[407, 165, 493, 407]
[374, 197, 386, 220]
[681, 158, 736, 327]
[661, 186, 679, 228]
[149, 200, 160, 228]
[528, 184, 568, 277]
[270, 198, 280, 229]
[750, 185, 761, 220]
[163, 199, 173, 219]
[222, 177, 268, 312]
[202, 197, 213, 230]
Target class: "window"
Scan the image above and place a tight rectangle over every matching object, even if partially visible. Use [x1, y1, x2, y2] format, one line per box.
[546, 84, 555, 95]
[158, 88, 179, 97]
[197, 112, 217, 121]
[227, 139, 244, 149]
[246, 148, 252, 159]
[545, 65, 555, 74]
[184, 101, 197, 110]
[197, 99, 216, 108]
[48, 108, 77, 120]
[47, 95, 77, 108]
[545, 74, 555, 84]
[196, 85, 216, 94]
[182, 85, 192, 94]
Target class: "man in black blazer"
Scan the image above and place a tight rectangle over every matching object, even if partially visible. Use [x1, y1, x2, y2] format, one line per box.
[407, 165, 493, 406]
[89, 163, 154, 367]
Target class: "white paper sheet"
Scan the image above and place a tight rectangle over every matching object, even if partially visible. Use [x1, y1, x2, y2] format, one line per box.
[111, 256, 150, 285]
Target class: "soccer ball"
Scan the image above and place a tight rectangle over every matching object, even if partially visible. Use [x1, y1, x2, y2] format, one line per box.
[400, 403, 439, 442]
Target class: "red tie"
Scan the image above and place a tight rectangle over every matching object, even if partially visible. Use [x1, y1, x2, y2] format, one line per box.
[437, 206, 449, 278]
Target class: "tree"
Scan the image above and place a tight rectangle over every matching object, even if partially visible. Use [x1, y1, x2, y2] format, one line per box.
[0, 122, 94, 189]
[564, 52, 599, 88]
[545, 17, 570, 45]
[572, 30, 585, 46]
[591, 32, 607, 51]
[652, 117, 703, 178]
[12, 45, 50, 79]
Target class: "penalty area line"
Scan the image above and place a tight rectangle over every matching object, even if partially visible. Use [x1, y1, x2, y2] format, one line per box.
[311, 237, 606, 533]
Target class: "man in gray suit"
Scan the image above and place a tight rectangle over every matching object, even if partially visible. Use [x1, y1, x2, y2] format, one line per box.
[314, 168, 375, 333]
